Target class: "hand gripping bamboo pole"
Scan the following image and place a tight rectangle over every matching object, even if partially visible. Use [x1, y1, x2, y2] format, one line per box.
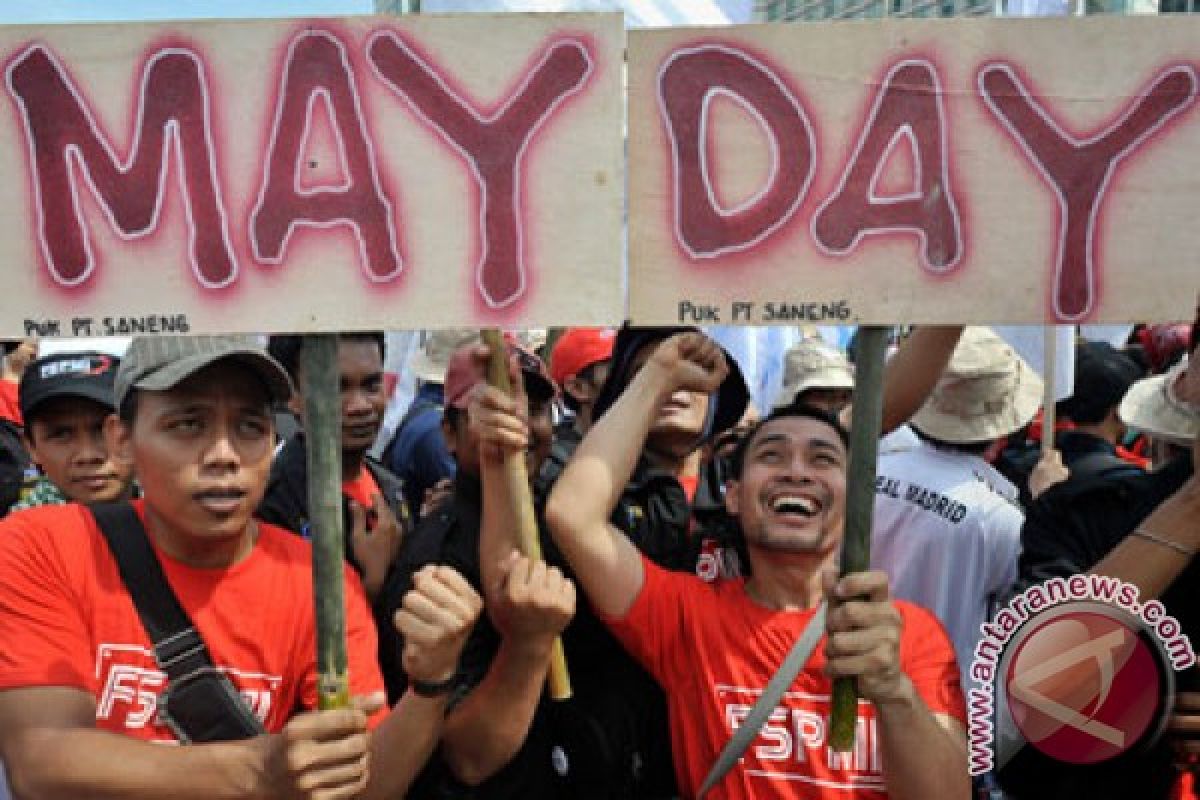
[828, 326, 890, 752]
[480, 329, 572, 701]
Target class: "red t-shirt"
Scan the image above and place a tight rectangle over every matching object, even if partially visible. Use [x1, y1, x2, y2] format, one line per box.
[0, 501, 386, 741]
[678, 474, 700, 504]
[603, 556, 966, 799]
[0, 380, 21, 425]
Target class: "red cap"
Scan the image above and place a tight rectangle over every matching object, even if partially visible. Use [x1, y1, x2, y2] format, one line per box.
[549, 327, 616, 385]
[443, 341, 556, 410]
[1139, 323, 1192, 373]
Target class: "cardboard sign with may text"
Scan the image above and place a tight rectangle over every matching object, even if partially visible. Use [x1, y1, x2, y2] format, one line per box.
[628, 17, 1200, 326]
[0, 14, 624, 337]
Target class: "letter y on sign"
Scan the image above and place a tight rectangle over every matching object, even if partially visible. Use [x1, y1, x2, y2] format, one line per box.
[979, 64, 1198, 321]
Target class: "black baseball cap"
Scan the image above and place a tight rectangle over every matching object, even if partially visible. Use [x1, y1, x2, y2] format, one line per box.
[19, 351, 121, 421]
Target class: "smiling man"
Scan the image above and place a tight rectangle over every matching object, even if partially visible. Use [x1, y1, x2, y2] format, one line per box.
[542, 332, 969, 799]
[0, 334, 482, 800]
[11, 351, 134, 511]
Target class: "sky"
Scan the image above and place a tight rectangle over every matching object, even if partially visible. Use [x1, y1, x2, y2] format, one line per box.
[0, 0, 751, 26]
[0, 0, 373, 24]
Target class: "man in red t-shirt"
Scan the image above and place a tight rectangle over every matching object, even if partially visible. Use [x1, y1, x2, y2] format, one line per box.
[0, 334, 482, 800]
[536, 332, 968, 799]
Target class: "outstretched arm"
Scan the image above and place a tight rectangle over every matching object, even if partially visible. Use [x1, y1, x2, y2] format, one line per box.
[544, 333, 727, 617]
[1091, 433, 1200, 600]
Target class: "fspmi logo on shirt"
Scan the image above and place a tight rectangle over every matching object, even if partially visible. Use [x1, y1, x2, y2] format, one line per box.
[95, 643, 280, 739]
[718, 684, 886, 793]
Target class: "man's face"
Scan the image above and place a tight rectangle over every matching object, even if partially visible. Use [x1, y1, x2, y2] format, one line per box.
[565, 360, 610, 417]
[336, 339, 387, 456]
[445, 383, 553, 480]
[725, 415, 847, 557]
[629, 341, 711, 451]
[25, 396, 131, 504]
[291, 338, 387, 458]
[115, 362, 274, 546]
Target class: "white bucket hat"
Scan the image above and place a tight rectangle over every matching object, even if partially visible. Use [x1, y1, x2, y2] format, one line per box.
[909, 326, 1044, 444]
[775, 339, 855, 409]
[408, 329, 480, 385]
[1119, 358, 1199, 446]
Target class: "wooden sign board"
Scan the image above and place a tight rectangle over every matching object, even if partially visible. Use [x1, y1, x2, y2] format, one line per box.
[628, 16, 1200, 326]
[0, 13, 624, 337]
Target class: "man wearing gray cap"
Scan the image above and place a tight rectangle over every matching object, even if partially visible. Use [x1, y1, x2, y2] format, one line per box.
[0, 335, 482, 800]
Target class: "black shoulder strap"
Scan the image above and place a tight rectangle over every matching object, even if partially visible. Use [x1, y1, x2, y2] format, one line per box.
[89, 503, 214, 682]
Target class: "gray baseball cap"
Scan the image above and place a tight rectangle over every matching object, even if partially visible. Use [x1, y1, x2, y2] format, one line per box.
[115, 335, 294, 409]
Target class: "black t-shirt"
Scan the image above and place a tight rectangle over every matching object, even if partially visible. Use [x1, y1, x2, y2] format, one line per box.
[380, 476, 566, 800]
[998, 455, 1196, 800]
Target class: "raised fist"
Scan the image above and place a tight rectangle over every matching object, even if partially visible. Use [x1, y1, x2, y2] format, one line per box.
[394, 565, 482, 685]
[647, 332, 729, 396]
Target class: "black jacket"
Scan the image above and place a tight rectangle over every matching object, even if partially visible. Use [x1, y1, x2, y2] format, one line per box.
[377, 476, 566, 800]
[0, 418, 30, 516]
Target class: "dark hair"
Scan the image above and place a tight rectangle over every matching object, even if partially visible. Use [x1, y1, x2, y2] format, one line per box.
[910, 424, 991, 455]
[729, 401, 849, 479]
[2, 340, 18, 356]
[1056, 341, 1142, 426]
[267, 333, 386, 383]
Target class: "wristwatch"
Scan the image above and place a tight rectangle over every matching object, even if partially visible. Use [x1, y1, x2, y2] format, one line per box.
[411, 673, 459, 698]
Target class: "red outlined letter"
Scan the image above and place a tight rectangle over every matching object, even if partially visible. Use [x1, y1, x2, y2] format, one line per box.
[251, 30, 401, 282]
[979, 63, 1198, 320]
[368, 32, 592, 309]
[5, 44, 236, 288]
[813, 60, 962, 273]
[657, 44, 815, 260]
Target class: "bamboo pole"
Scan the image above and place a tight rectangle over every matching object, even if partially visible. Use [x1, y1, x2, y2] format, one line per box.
[1042, 326, 1057, 455]
[828, 325, 890, 752]
[302, 333, 350, 711]
[480, 328, 572, 701]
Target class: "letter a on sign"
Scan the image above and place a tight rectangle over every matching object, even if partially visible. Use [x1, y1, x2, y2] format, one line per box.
[813, 60, 962, 273]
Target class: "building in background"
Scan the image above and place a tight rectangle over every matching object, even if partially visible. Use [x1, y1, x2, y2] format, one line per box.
[375, 0, 754, 25]
[757, 0, 1166, 23]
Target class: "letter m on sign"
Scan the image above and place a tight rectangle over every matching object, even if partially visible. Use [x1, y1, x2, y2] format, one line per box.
[5, 45, 237, 288]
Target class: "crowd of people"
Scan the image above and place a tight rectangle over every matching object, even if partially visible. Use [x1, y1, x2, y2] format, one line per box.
[0, 313, 1196, 799]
